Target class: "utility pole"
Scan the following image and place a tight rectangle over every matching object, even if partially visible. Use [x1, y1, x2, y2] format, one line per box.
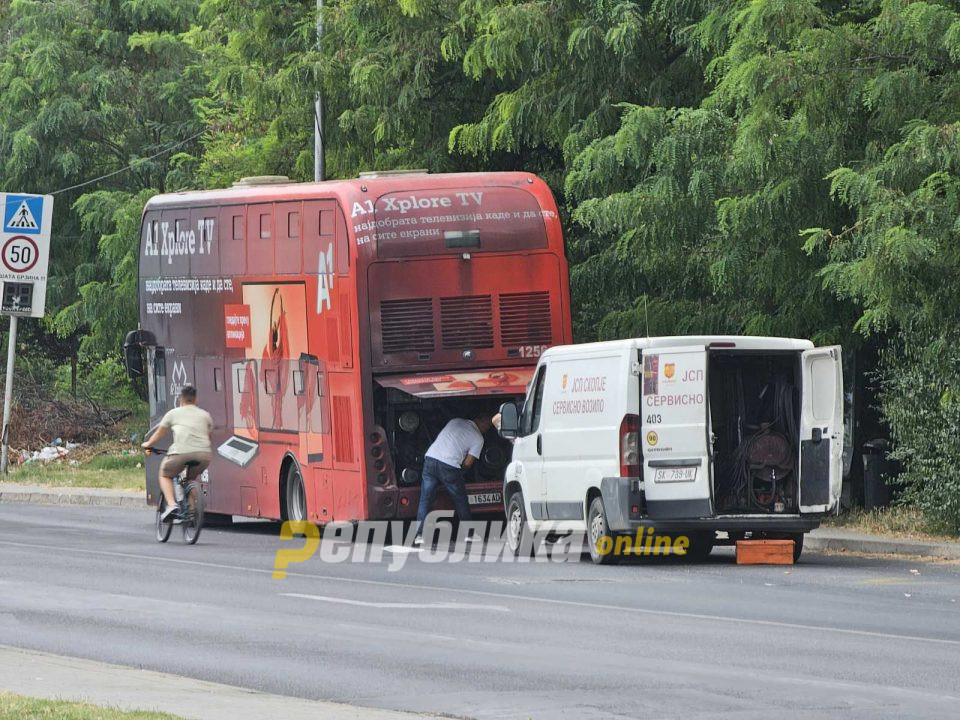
[314, 0, 325, 182]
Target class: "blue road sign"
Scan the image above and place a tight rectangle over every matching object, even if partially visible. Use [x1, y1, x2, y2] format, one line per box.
[3, 194, 44, 235]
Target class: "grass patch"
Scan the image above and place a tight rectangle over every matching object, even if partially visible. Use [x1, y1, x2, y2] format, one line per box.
[824, 505, 960, 543]
[3, 441, 145, 492]
[3, 463, 144, 491]
[85, 453, 144, 471]
[0, 692, 182, 719]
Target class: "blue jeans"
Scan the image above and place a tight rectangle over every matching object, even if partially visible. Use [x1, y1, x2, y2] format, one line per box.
[416, 457, 472, 535]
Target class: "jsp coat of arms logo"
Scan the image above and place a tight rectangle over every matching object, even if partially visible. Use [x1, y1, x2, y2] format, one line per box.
[664, 363, 676, 380]
[561, 374, 568, 392]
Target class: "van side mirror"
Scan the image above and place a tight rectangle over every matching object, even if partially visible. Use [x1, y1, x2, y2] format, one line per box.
[123, 331, 144, 379]
[498, 402, 519, 439]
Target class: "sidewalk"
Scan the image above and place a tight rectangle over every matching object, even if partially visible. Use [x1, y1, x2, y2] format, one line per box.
[807, 526, 960, 560]
[0, 482, 143, 508]
[0, 645, 439, 720]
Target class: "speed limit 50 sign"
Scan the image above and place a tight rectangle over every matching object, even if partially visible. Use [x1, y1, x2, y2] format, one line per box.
[0, 193, 53, 317]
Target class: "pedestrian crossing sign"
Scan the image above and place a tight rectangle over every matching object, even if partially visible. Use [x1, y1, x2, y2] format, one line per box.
[0, 192, 53, 318]
[3, 194, 44, 235]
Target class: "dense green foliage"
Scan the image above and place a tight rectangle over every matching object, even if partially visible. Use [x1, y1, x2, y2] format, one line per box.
[0, 0, 205, 362]
[2, 0, 960, 529]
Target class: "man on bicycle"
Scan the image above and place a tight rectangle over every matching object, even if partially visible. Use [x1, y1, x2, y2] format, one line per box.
[142, 384, 213, 522]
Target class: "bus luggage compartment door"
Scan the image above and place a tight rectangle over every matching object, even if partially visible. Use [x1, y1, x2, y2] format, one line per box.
[640, 346, 712, 520]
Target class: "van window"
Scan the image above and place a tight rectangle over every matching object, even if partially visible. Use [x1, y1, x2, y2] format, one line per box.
[520, 365, 547, 435]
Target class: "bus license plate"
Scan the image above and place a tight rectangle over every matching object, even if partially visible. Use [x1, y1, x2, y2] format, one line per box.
[468, 492, 502, 505]
[654, 467, 698, 483]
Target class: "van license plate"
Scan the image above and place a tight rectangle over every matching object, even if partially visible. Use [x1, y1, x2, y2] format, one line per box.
[468, 492, 502, 505]
[654, 467, 698, 483]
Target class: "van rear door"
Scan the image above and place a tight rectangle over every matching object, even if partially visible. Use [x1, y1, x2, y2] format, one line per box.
[799, 346, 843, 513]
[640, 346, 712, 519]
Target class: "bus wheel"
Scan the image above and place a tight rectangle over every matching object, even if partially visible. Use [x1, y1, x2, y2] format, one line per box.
[506, 491, 532, 556]
[587, 496, 619, 565]
[285, 464, 307, 523]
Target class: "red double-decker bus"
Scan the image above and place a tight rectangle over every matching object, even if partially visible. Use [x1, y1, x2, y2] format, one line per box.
[125, 171, 572, 524]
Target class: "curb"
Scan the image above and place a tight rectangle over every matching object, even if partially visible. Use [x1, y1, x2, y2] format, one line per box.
[0, 644, 438, 720]
[0, 486, 144, 509]
[806, 533, 960, 560]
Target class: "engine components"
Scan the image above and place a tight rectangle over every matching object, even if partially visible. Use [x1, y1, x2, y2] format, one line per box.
[398, 410, 420, 433]
[746, 431, 795, 512]
[711, 355, 799, 514]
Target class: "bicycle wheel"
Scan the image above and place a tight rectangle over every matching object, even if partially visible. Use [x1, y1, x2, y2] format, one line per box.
[181, 481, 204, 545]
[155, 497, 172, 543]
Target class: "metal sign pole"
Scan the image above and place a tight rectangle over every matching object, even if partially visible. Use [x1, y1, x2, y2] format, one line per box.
[1, 314, 18, 473]
[314, 0, 325, 182]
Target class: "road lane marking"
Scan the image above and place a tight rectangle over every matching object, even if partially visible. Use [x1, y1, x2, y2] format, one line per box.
[858, 577, 948, 586]
[280, 592, 509, 612]
[2, 538, 960, 649]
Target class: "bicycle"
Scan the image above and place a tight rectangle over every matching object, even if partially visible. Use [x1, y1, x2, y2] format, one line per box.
[146, 449, 205, 545]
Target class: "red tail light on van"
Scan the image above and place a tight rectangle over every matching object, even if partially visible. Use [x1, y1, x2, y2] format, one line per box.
[620, 414, 640, 477]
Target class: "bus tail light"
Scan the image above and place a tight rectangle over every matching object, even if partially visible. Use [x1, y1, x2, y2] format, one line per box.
[620, 414, 640, 478]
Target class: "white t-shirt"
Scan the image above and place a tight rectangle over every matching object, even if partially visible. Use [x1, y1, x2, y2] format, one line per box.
[425, 418, 484, 468]
[160, 404, 213, 455]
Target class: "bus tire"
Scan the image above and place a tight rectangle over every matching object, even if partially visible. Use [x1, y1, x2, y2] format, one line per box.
[284, 463, 308, 523]
[587, 496, 619, 565]
[506, 491, 532, 557]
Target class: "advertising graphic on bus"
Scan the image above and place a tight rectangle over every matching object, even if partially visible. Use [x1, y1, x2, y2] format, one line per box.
[127, 171, 572, 523]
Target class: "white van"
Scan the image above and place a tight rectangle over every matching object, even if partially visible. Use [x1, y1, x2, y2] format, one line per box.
[496, 336, 843, 563]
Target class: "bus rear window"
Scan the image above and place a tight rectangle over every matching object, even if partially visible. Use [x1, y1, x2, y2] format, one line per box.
[444, 230, 480, 249]
[373, 186, 549, 258]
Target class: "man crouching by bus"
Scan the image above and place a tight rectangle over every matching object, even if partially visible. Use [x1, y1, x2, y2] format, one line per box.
[142, 385, 213, 523]
[414, 412, 494, 546]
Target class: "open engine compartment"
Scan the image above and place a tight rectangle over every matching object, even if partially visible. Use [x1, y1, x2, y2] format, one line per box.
[709, 352, 802, 514]
[373, 387, 517, 488]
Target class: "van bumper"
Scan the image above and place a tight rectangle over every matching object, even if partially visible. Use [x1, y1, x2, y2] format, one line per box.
[600, 477, 821, 533]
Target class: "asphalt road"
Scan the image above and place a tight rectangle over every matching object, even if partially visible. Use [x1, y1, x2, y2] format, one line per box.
[1, 504, 959, 719]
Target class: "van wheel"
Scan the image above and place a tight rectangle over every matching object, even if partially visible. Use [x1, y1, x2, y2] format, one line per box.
[791, 533, 804, 562]
[506, 491, 532, 556]
[587, 497, 619, 565]
[682, 531, 715, 561]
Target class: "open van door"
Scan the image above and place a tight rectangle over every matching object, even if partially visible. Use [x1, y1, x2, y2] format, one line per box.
[799, 346, 843, 514]
[640, 346, 713, 519]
